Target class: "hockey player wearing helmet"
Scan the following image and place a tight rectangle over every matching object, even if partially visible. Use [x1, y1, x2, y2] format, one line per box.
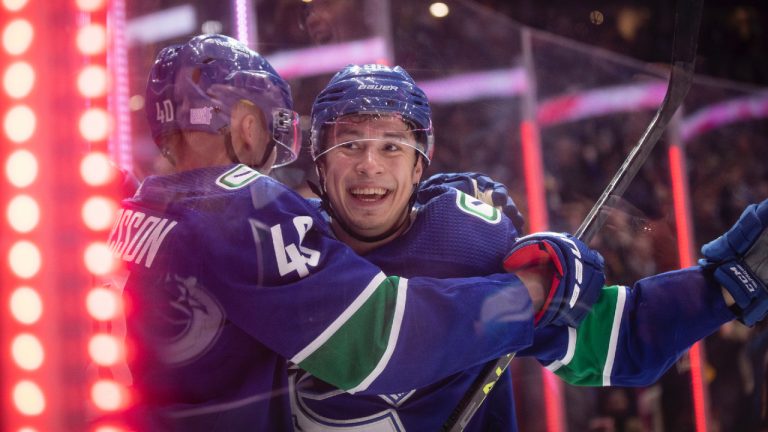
[297, 64, 768, 431]
[309, 64, 436, 252]
[145, 34, 300, 172]
[111, 38, 604, 431]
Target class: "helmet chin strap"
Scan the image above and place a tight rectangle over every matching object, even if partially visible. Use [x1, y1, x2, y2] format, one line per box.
[307, 174, 417, 244]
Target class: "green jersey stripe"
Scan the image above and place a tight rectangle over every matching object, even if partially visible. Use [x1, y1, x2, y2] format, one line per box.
[349, 277, 409, 393]
[294, 274, 403, 390]
[292, 272, 388, 364]
[549, 285, 625, 386]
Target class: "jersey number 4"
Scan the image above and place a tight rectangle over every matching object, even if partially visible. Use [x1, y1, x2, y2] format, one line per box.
[271, 216, 321, 278]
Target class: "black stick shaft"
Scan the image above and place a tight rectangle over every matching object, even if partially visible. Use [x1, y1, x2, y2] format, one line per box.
[443, 1, 703, 430]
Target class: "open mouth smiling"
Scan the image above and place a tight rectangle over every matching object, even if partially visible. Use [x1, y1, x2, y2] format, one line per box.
[349, 187, 391, 202]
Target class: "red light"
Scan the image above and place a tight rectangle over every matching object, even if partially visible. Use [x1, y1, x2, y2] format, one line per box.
[9, 286, 43, 324]
[88, 334, 121, 366]
[80, 152, 116, 186]
[2, 0, 29, 11]
[5, 149, 38, 187]
[76, 24, 106, 55]
[79, 108, 110, 141]
[2, 19, 34, 55]
[86, 287, 119, 321]
[7, 194, 40, 233]
[11, 333, 44, 370]
[91, 380, 125, 411]
[12, 380, 45, 415]
[84, 242, 115, 275]
[4, 61, 35, 99]
[8, 240, 41, 279]
[77, 65, 107, 98]
[76, 0, 105, 11]
[82, 196, 117, 231]
[4, 104, 36, 143]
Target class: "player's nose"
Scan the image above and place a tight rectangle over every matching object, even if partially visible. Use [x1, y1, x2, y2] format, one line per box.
[355, 146, 384, 175]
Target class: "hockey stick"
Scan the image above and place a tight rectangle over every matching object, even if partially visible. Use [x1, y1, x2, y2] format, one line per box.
[443, 0, 703, 430]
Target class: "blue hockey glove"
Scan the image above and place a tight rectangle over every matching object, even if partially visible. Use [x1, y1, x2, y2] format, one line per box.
[503, 232, 605, 327]
[417, 172, 525, 232]
[699, 199, 768, 326]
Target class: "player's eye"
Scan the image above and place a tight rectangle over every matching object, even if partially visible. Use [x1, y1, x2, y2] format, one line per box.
[339, 141, 362, 151]
[383, 142, 405, 152]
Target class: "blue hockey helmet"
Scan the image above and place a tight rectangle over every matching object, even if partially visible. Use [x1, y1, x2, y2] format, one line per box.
[173, 34, 300, 167]
[310, 64, 434, 164]
[145, 43, 183, 146]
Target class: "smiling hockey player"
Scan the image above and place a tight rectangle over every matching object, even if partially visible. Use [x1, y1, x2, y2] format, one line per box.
[295, 63, 768, 431]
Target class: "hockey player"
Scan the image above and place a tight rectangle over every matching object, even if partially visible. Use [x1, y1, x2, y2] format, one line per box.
[115, 36, 604, 431]
[299, 63, 768, 430]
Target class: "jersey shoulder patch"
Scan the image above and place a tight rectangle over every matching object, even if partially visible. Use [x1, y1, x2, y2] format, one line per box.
[215, 164, 262, 190]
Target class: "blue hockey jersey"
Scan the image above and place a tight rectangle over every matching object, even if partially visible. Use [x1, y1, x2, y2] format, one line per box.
[108, 164, 537, 431]
[290, 180, 736, 431]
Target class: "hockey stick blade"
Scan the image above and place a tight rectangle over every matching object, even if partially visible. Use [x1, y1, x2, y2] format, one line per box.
[442, 0, 703, 430]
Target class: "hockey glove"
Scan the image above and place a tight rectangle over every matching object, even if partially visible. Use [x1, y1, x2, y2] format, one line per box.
[417, 172, 525, 232]
[503, 232, 605, 327]
[699, 199, 768, 326]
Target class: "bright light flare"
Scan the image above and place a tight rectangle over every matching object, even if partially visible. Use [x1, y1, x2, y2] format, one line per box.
[86, 287, 120, 321]
[94, 426, 125, 432]
[82, 196, 116, 231]
[80, 152, 115, 186]
[3, 19, 33, 55]
[7, 194, 40, 233]
[4, 104, 36, 143]
[76, 24, 106, 55]
[9, 240, 41, 279]
[78, 65, 108, 98]
[429, 2, 449, 18]
[2, 0, 29, 11]
[84, 242, 115, 275]
[76, 0, 105, 11]
[10, 286, 43, 325]
[89, 334, 121, 366]
[12, 333, 44, 370]
[5, 149, 38, 187]
[79, 108, 110, 141]
[91, 380, 125, 411]
[4, 61, 35, 99]
[13, 380, 45, 415]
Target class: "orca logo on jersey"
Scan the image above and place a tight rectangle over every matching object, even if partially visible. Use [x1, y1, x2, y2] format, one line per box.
[107, 209, 177, 268]
[159, 274, 225, 365]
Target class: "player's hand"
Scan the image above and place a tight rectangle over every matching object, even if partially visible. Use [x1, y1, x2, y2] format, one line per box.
[417, 172, 525, 232]
[699, 199, 768, 326]
[503, 232, 605, 327]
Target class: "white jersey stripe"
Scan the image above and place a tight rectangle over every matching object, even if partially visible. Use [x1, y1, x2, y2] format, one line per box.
[292, 272, 388, 364]
[544, 326, 577, 373]
[602, 285, 627, 386]
[349, 277, 409, 393]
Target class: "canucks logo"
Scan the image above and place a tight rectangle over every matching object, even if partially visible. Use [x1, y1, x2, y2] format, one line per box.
[158, 274, 225, 366]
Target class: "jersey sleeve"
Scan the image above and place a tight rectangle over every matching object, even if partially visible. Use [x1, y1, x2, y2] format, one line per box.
[520, 267, 735, 386]
[196, 179, 536, 394]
